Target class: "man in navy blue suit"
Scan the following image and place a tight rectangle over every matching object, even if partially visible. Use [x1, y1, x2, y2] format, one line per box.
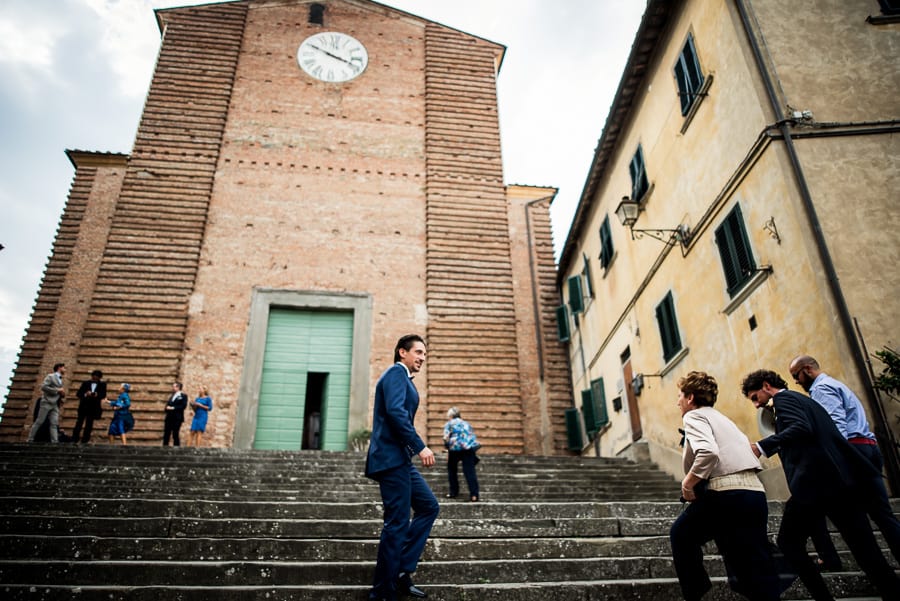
[366, 334, 439, 601]
[742, 369, 900, 601]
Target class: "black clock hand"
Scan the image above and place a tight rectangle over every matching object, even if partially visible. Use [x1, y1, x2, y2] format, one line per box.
[309, 43, 356, 68]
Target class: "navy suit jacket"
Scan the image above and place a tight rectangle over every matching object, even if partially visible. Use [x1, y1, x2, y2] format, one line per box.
[365, 363, 426, 478]
[757, 389, 876, 504]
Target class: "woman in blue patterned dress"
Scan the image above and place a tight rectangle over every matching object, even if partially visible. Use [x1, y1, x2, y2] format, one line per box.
[442, 407, 481, 501]
[107, 383, 133, 445]
[188, 386, 213, 447]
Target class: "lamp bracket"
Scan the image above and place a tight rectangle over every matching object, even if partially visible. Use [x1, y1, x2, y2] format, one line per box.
[630, 223, 692, 251]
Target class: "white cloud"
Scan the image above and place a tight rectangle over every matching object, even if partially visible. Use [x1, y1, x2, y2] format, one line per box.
[0, 7, 67, 99]
[80, 0, 168, 96]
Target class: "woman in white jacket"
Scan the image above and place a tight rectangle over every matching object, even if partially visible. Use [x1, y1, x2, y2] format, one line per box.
[670, 371, 780, 601]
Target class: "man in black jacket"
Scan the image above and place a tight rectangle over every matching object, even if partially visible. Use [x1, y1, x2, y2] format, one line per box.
[163, 381, 188, 446]
[742, 369, 899, 601]
[72, 370, 107, 444]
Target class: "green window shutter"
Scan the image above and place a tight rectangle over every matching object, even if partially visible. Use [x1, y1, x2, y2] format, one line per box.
[590, 378, 609, 427]
[582, 254, 594, 298]
[567, 275, 584, 314]
[656, 292, 683, 362]
[599, 217, 614, 269]
[581, 389, 598, 436]
[715, 205, 756, 297]
[630, 145, 649, 202]
[675, 33, 704, 115]
[555, 305, 570, 342]
[565, 407, 584, 451]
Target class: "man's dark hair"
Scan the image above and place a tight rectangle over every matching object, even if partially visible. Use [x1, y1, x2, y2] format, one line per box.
[393, 334, 425, 363]
[91, 370, 103, 379]
[53, 363, 65, 372]
[741, 369, 788, 396]
[174, 382, 183, 390]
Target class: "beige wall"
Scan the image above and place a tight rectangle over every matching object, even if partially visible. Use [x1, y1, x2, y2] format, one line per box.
[560, 0, 899, 495]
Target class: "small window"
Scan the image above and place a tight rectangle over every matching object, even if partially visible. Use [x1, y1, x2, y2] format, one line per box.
[309, 3, 325, 25]
[581, 389, 598, 436]
[565, 407, 584, 451]
[715, 204, 756, 297]
[555, 305, 571, 342]
[567, 275, 584, 314]
[590, 378, 609, 427]
[630, 145, 650, 203]
[674, 33, 705, 116]
[599, 216, 614, 269]
[656, 292, 683, 363]
[581, 254, 595, 298]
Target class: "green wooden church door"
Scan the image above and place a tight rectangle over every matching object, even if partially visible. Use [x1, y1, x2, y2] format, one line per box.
[254, 308, 353, 450]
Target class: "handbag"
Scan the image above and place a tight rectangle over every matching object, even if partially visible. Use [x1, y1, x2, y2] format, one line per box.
[121, 410, 135, 432]
[679, 478, 709, 503]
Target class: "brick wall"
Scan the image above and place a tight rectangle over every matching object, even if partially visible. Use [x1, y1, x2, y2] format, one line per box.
[3, 0, 572, 453]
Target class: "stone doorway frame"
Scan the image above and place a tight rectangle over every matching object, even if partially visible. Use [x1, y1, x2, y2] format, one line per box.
[233, 288, 373, 449]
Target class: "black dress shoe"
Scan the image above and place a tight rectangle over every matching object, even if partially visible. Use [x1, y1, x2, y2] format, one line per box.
[397, 573, 427, 598]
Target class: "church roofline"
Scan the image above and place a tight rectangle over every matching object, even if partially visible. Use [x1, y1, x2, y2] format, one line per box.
[65, 149, 129, 169]
[154, 0, 506, 71]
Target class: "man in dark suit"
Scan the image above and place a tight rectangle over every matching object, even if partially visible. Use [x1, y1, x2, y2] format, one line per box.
[742, 369, 899, 601]
[365, 334, 439, 601]
[163, 381, 188, 446]
[72, 370, 107, 444]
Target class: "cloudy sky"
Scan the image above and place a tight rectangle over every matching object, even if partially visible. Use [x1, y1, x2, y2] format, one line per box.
[0, 0, 646, 403]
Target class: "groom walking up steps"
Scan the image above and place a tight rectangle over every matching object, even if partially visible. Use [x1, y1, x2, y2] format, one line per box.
[365, 334, 440, 601]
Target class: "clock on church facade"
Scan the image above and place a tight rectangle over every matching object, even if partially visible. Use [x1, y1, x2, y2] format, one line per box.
[1, 0, 573, 455]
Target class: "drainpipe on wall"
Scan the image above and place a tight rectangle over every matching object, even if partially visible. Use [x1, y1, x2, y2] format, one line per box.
[734, 0, 900, 492]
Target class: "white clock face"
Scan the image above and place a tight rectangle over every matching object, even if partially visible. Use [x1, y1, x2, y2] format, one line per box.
[297, 32, 368, 83]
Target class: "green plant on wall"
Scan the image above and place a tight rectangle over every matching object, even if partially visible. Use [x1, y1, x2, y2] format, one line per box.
[873, 347, 900, 397]
[348, 428, 371, 452]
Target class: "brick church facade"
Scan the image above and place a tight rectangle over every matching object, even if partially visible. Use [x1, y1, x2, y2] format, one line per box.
[1, 0, 573, 454]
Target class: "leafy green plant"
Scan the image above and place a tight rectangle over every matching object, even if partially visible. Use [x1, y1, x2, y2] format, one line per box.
[873, 347, 900, 396]
[348, 428, 371, 452]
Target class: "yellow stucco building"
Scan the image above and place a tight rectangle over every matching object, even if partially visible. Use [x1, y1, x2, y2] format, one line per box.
[556, 0, 900, 497]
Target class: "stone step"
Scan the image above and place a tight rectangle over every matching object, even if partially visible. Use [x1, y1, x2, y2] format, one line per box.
[0, 443, 891, 601]
[0, 534, 672, 561]
[0, 514, 662, 539]
[0, 576, 885, 601]
[0, 497, 685, 520]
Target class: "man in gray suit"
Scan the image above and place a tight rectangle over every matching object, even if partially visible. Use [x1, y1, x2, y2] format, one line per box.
[27, 363, 67, 443]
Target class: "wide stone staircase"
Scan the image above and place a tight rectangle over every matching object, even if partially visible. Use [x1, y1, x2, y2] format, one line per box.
[0, 444, 894, 600]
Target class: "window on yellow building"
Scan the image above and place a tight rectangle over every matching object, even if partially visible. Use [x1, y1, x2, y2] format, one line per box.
[715, 204, 757, 297]
[630, 145, 649, 203]
[582, 253, 595, 298]
[656, 292, 683, 363]
[674, 33, 705, 116]
[567, 275, 585, 314]
[590, 378, 609, 428]
[555, 305, 570, 342]
[599, 216, 615, 270]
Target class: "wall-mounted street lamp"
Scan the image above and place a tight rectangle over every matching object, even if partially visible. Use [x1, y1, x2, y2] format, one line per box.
[614, 196, 693, 253]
